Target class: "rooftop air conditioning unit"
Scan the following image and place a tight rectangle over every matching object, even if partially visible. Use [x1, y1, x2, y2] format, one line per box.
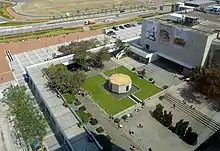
[168, 13, 185, 22]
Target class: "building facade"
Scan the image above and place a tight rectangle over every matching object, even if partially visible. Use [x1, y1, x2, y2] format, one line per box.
[140, 11, 220, 69]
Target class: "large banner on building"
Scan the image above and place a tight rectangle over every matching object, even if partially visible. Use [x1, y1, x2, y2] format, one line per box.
[159, 24, 172, 44]
[173, 28, 188, 47]
[146, 21, 158, 41]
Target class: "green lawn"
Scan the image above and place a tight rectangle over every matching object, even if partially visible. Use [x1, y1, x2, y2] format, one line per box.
[82, 75, 135, 115]
[0, 27, 82, 43]
[0, 21, 45, 26]
[104, 66, 161, 101]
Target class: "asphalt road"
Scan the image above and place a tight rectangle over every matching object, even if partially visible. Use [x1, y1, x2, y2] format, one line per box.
[0, 9, 163, 36]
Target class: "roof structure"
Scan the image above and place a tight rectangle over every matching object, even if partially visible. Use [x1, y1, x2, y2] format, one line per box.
[26, 55, 100, 151]
[148, 10, 220, 35]
[109, 73, 131, 85]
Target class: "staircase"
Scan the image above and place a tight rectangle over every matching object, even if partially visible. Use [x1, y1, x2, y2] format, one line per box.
[163, 93, 220, 132]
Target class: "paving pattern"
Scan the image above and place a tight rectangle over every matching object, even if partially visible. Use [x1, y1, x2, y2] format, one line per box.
[7, 35, 107, 85]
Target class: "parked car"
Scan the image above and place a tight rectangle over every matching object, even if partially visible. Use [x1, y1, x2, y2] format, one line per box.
[119, 25, 125, 29]
[112, 26, 119, 31]
[126, 24, 132, 27]
[130, 23, 136, 27]
[107, 30, 116, 36]
[124, 24, 129, 28]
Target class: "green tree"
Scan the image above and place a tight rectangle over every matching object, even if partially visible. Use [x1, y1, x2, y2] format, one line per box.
[174, 119, 184, 135]
[47, 64, 86, 94]
[179, 121, 189, 138]
[152, 103, 164, 122]
[183, 127, 198, 145]
[4, 85, 47, 146]
[115, 39, 125, 51]
[190, 65, 220, 97]
[162, 110, 173, 127]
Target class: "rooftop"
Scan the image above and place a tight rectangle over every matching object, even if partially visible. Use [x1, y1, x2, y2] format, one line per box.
[185, 0, 216, 6]
[149, 10, 220, 35]
[26, 55, 100, 151]
[109, 73, 132, 85]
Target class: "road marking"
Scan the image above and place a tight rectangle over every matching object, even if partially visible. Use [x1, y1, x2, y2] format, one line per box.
[24, 52, 34, 65]
[33, 50, 44, 62]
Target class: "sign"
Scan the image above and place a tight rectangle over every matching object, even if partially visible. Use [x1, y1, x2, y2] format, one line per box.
[146, 21, 158, 41]
[159, 24, 172, 44]
[174, 28, 188, 47]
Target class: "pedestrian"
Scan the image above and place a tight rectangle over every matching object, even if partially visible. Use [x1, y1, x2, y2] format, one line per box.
[148, 147, 152, 151]
[173, 104, 175, 109]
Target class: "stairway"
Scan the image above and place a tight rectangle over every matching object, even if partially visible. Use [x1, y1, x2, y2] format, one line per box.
[163, 93, 220, 132]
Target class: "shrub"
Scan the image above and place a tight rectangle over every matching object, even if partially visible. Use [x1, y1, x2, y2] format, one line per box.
[149, 77, 153, 81]
[114, 118, 120, 123]
[122, 115, 128, 120]
[74, 101, 81, 106]
[63, 93, 75, 104]
[79, 106, 86, 111]
[106, 135, 112, 141]
[152, 81, 155, 84]
[96, 127, 104, 133]
[158, 96, 164, 100]
[87, 112, 92, 118]
[90, 118, 98, 125]
[163, 85, 168, 89]
[75, 110, 89, 123]
[132, 67, 136, 71]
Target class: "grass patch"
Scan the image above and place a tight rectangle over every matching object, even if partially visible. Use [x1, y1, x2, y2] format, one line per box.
[0, 2, 14, 19]
[82, 75, 135, 115]
[75, 110, 90, 123]
[63, 93, 75, 104]
[104, 66, 160, 101]
[74, 101, 82, 106]
[0, 21, 45, 26]
[0, 27, 82, 43]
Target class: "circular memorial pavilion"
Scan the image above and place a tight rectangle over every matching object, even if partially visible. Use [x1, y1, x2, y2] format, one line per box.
[109, 73, 132, 94]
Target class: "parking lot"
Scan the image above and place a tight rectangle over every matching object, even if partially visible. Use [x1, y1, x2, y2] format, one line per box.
[105, 22, 142, 40]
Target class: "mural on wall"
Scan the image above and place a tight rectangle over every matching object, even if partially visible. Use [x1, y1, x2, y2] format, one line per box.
[146, 21, 158, 41]
[174, 28, 188, 47]
[159, 24, 172, 44]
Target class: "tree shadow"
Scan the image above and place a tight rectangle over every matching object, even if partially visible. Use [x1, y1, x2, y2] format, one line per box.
[178, 84, 220, 112]
[91, 132, 127, 151]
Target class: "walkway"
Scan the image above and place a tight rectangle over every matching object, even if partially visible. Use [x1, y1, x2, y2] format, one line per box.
[78, 94, 143, 151]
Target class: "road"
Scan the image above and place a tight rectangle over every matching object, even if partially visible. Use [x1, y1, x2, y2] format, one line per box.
[0, 9, 165, 36]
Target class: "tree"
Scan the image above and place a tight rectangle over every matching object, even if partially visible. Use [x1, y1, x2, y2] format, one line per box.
[190, 65, 220, 97]
[162, 110, 173, 127]
[174, 119, 184, 135]
[183, 127, 198, 145]
[141, 69, 146, 77]
[115, 39, 125, 51]
[4, 85, 47, 147]
[179, 121, 189, 138]
[47, 64, 86, 94]
[152, 103, 164, 122]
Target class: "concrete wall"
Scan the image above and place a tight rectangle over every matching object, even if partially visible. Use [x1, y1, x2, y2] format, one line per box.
[140, 20, 217, 68]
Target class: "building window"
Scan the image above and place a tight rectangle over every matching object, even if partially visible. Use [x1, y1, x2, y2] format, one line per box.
[126, 86, 129, 91]
[146, 44, 150, 50]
